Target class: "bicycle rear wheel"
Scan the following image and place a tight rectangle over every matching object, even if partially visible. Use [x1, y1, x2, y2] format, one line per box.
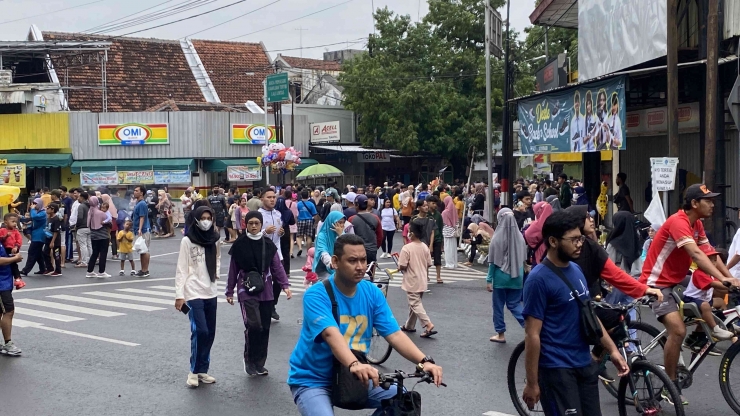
[507, 341, 544, 416]
[719, 341, 740, 414]
[617, 359, 685, 416]
[366, 327, 392, 365]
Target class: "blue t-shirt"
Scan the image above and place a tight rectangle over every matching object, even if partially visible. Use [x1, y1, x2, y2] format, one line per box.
[522, 262, 592, 369]
[417, 191, 429, 202]
[0, 245, 13, 291]
[297, 200, 318, 221]
[131, 200, 151, 235]
[287, 278, 400, 387]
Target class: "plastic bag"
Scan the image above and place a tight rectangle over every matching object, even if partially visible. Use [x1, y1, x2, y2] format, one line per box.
[133, 236, 148, 254]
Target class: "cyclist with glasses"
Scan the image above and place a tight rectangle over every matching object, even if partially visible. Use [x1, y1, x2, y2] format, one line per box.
[638, 184, 740, 405]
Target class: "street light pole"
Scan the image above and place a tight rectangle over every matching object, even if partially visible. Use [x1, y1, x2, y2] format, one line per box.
[485, 1, 493, 222]
[264, 78, 270, 186]
[500, 0, 512, 208]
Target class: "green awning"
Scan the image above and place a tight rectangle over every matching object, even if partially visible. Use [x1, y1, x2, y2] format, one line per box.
[70, 158, 195, 174]
[203, 158, 259, 173]
[1, 153, 72, 168]
[294, 158, 319, 171]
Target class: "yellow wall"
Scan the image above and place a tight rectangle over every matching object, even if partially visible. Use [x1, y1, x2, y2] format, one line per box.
[0, 113, 70, 150]
[550, 150, 613, 162]
[61, 167, 80, 190]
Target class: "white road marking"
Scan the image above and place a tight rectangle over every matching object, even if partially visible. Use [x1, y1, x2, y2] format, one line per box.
[12, 319, 139, 346]
[482, 412, 516, 416]
[116, 288, 174, 297]
[82, 292, 175, 305]
[149, 251, 179, 258]
[48, 295, 165, 311]
[18, 277, 175, 292]
[14, 299, 125, 317]
[14, 307, 86, 322]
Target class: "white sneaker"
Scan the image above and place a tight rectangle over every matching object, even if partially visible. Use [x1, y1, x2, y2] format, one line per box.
[198, 373, 216, 384]
[119, 270, 125, 276]
[187, 372, 199, 387]
[85, 272, 97, 278]
[1, 340, 22, 356]
[130, 271, 137, 276]
[97, 272, 111, 278]
[713, 326, 735, 340]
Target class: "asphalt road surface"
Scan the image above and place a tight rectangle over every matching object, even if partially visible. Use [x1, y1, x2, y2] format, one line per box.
[0, 232, 735, 416]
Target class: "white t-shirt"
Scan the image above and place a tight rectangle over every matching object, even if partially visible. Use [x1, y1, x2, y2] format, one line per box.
[728, 228, 740, 278]
[380, 208, 397, 232]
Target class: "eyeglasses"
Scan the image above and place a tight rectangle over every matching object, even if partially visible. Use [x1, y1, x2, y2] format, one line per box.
[560, 235, 586, 245]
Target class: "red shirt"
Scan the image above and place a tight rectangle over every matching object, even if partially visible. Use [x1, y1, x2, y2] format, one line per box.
[639, 210, 708, 287]
[0, 227, 22, 250]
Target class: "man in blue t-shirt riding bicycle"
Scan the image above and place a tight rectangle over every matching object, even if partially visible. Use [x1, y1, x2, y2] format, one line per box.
[287, 234, 443, 415]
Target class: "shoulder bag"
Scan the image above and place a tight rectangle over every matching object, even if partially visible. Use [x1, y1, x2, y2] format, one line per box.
[323, 279, 369, 410]
[542, 258, 604, 345]
[243, 238, 266, 295]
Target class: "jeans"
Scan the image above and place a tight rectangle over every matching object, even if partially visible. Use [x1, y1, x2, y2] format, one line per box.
[76, 228, 92, 265]
[290, 382, 400, 416]
[22, 241, 46, 274]
[492, 287, 525, 334]
[65, 230, 74, 261]
[87, 238, 109, 273]
[187, 297, 218, 374]
[382, 230, 395, 253]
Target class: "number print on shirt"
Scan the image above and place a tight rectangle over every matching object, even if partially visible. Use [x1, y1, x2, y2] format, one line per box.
[340, 315, 368, 350]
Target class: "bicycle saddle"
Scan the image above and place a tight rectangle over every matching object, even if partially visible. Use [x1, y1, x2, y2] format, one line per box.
[671, 286, 702, 319]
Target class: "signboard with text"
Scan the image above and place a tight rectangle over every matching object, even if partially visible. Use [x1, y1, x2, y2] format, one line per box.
[231, 124, 279, 145]
[357, 152, 390, 163]
[650, 157, 678, 191]
[154, 170, 191, 184]
[227, 166, 262, 182]
[80, 171, 119, 186]
[98, 123, 169, 146]
[266, 72, 290, 103]
[310, 121, 341, 143]
[118, 170, 155, 185]
[0, 162, 26, 188]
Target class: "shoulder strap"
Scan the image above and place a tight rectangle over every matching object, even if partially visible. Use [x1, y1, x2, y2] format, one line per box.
[356, 213, 377, 231]
[261, 236, 266, 272]
[541, 258, 586, 308]
[323, 279, 339, 325]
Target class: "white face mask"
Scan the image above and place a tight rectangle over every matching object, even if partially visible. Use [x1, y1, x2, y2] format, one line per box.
[196, 219, 213, 231]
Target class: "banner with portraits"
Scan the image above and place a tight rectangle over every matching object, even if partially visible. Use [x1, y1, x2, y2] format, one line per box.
[517, 76, 626, 155]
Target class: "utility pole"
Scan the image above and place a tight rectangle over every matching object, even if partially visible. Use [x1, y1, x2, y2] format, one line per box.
[500, 0, 512, 208]
[485, 2, 493, 222]
[666, 0, 680, 212]
[705, 0, 720, 237]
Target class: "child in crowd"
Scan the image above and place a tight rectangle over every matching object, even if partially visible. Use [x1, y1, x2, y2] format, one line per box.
[683, 244, 735, 340]
[0, 213, 25, 288]
[43, 204, 62, 276]
[641, 223, 659, 261]
[117, 219, 136, 276]
[101, 202, 112, 224]
[398, 218, 437, 338]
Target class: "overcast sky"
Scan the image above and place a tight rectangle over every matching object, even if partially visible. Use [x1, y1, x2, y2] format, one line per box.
[0, 0, 536, 60]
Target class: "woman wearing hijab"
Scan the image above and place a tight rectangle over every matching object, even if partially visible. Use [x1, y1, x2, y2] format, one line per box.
[233, 197, 250, 236]
[85, 196, 111, 278]
[523, 201, 553, 266]
[175, 206, 221, 388]
[546, 194, 562, 212]
[312, 211, 346, 280]
[487, 208, 527, 343]
[441, 196, 458, 269]
[101, 194, 119, 259]
[225, 211, 291, 377]
[275, 196, 296, 275]
[471, 183, 486, 216]
[20, 198, 48, 276]
[603, 211, 642, 306]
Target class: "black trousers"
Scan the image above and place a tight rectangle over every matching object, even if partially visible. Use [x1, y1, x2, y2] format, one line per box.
[273, 279, 282, 309]
[539, 363, 602, 416]
[87, 238, 109, 273]
[22, 241, 46, 274]
[43, 237, 61, 273]
[280, 230, 291, 276]
[109, 230, 118, 255]
[382, 230, 395, 253]
[240, 298, 273, 367]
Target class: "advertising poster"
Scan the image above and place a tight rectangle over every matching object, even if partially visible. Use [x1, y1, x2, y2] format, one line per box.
[310, 121, 341, 143]
[0, 163, 26, 188]
[227, 166, 262, 182]
[517, 76, 626, 155]
[80, 171, 119, 186]
[98, 123, 169, 146]
[118, 170, 155, 185]
[231, 124, 279, 145]
[154, 170, 191, 184]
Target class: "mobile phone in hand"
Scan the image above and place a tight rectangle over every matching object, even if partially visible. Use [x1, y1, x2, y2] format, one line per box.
[180, 303, 190, 315]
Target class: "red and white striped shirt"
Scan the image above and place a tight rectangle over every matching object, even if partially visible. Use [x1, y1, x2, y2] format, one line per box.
[639, 210, 709, 288]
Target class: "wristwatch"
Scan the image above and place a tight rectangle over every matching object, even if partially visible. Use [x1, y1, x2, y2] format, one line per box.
[416, 355, 435, 372]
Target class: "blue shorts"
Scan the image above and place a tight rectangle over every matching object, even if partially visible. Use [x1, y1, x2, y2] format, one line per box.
[683, 295, 708, 310]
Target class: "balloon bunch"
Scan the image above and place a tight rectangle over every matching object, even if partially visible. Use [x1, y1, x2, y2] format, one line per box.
[258, 143, 302, 173]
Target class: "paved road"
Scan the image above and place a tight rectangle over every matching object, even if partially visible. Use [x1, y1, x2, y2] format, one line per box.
[0, 233, 735, 416]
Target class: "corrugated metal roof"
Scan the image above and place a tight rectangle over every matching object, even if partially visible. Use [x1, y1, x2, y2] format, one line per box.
[726, 0, 740, 40]
[310, 145, 395, 153]
[0, 91, 26, 104]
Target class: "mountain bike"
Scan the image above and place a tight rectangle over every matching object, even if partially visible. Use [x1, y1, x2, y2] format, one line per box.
[376, 369, 447, 415]
[367, 254, 400, 365]
[507, 296, 684, 416]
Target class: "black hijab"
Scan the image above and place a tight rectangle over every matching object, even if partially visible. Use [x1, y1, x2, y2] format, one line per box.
[229, 211, 278, 274]
[566, 205, 609, 297]
[605, 211, 641, 270]
[186, 206, 220, 282]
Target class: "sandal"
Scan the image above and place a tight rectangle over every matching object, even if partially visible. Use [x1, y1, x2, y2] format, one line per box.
[400, 326, 416, 333]
[462, 262, 473, 267]
[436, 280, 444, 284]
[420, 328, 438, 338]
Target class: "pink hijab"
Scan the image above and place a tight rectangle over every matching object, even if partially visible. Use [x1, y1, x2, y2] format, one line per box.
[87, 196, 108, 230]
[441, 196, 457, 228]
[524, 201, 553, 264]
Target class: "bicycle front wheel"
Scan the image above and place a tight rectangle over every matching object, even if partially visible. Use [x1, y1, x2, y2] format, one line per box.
[366, 328, 392, 365]
[603, 321, 665, 400]
[720, 341, 740, 414]
[507, 341, 544, 416]
[617, 359, 684, 416]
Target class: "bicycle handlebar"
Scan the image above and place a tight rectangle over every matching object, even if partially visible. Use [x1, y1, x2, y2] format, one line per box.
[593, 295, 657, 312]
[378, 370, 447, 389]
[722, 281, 740, 293]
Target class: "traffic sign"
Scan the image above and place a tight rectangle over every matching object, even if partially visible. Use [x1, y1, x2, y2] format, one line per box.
[266, 72, 290, 103]
[650, 157, 678, 192]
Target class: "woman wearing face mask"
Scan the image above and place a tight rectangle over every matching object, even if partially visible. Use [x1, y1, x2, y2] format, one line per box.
[225, 211, 292, 377]
[174, 206, 221, 388]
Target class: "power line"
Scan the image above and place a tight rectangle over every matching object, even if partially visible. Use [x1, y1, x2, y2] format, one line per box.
[0, 0, 113, 25]
[82, 0, 185, 33]
[265, 38, 365, 53]
[86, 0, 221, 34]
[228, 0, 357, 40]
[181, 0, 282, 39]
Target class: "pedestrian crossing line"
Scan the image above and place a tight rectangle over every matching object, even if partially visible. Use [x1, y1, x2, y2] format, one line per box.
[116, 288, 174, 297]
[12, 319, 139, 347]
[14, 307, 86, 322]
[14, 298, 126, 317]
[82, 292, 176, 306]
[18, 277, 176, 293]
[47, 295, 166, 312]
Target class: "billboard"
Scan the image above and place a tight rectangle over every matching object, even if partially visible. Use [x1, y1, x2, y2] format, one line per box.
[118, 170, 155, 185]
[310, 121, 341, 143]
[0, 163, 26, 187]
[578, 0, 666, 81]
[535, 54, 568, 92]
[154, 170, 191, 184]
[98, 123, 169, 146]
[80, 171, 119, 186]
[227, 166, 262, 182]
[517, 76, 626, 155]
[231, 124, 278, 145]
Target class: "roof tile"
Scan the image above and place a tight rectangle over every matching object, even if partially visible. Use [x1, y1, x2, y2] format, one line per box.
[279, 55, 341, 71]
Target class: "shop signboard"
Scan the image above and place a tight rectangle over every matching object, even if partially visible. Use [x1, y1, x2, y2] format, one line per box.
[231, 124, 278, 144]
[154, 170, 191, 184]
[310, 121, 341, 143]
[98, 123, 169, 146]
[517, 76, 626, 155]
[357, 152, 390, 163]
[227, 166, 262, 182]
[118, 170, 155, 185]
[80, 171, 119, 186]
[0, 162, 26, 187]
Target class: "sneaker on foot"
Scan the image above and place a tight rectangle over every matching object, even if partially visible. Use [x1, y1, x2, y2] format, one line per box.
[135, 270, 150, 278]
[13, 279, 25, 289]
[661, 384, 689, 406]
[187, 372, 199, 387]
[49, 272, 62, 277]
[1, 341, 22, 356]
[271, 310, 280, 321]
[43, 270, 54, 276]
[297, 249, 302, 257]
[256, 366, 268, 376]
[33, 270, 45, 275]
[130, 271, 137, 276]
[198, 373, 216, 384]
[97, 272, 111, 278]
[244, 362, 258, 376]
[712, 326, 735, 341]
[119, 270, 125, 276]
[85, 272, 97, 278]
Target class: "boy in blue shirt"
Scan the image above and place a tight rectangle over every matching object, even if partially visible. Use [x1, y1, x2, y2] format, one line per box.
[522, 211, 627, 416]
[288, 234, 443, 416]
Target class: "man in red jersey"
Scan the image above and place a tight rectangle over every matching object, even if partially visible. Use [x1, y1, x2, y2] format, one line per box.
[639, 183, 740, 405]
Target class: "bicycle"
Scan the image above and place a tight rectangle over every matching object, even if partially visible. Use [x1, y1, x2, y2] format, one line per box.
[376, 369, 447, 415]
[367, 254, 400, 365]
[507, 296, 684, 416]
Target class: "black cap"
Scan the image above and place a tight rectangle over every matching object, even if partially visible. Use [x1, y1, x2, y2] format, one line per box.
[356, 194, 369, 210]
[684, 184, 720, 204]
